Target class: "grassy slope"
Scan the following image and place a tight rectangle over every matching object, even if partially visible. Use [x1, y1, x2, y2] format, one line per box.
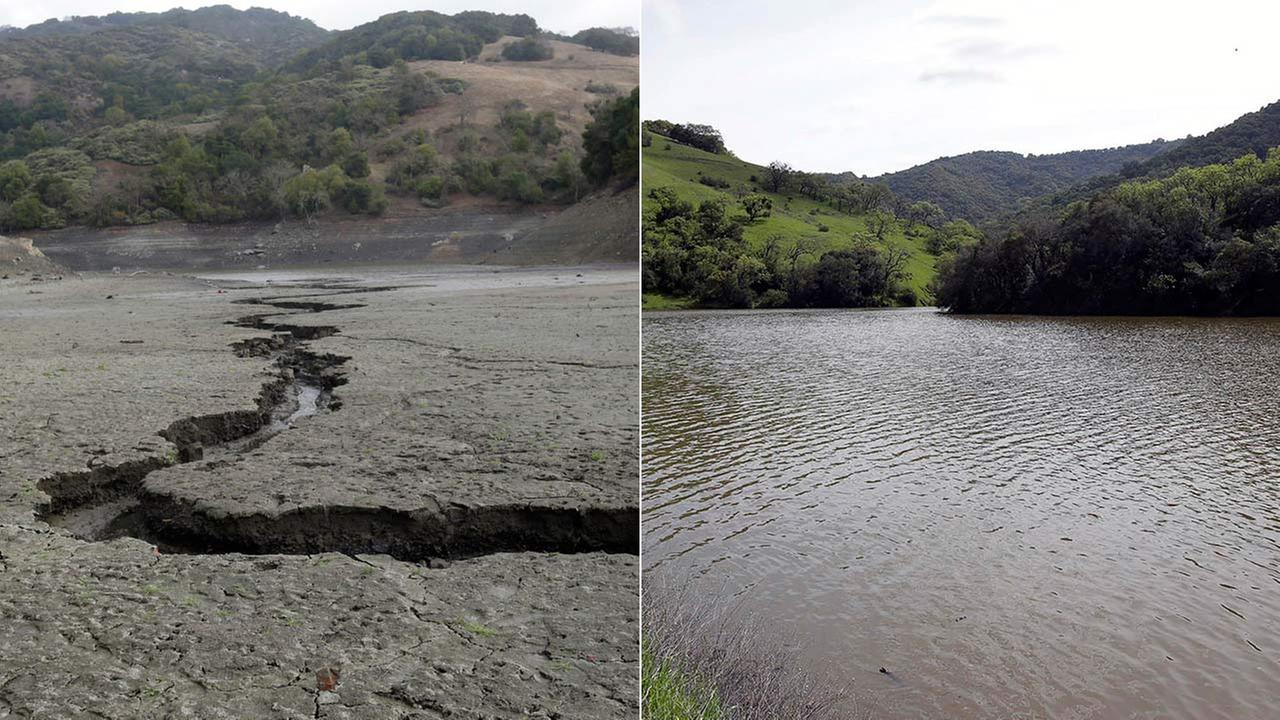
[642, 137, 936, 304]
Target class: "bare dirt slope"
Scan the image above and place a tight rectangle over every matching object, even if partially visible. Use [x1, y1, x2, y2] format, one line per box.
[491, 188, 638, 265]
[0, 235, 64, 277]
[30, 196, 636, 272]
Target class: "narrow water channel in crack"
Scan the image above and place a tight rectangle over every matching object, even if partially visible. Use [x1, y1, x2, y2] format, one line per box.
[35, 290, 638, 560]
[37, 295, 355, 546]
[281, 384, 322, 428]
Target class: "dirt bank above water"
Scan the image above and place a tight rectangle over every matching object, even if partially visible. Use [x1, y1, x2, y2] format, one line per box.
[27, 192, 638, 273]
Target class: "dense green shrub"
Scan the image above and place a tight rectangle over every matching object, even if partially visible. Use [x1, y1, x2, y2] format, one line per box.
[71, 120, 177, 164]
[585, 81, 619, 95]
[386, 144, 439, 191]
[500, 37, 553, 61]
[569, 28, 638, 56]
[0, 160, 32, 202]
[499, 103, 562, 147]
[581, 88, 638, 186]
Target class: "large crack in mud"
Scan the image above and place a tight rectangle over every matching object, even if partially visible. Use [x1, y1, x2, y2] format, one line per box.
[34, 293, 637, 561]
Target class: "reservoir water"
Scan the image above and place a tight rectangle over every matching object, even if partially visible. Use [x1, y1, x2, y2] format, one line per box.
[642, 307, 1280, 719]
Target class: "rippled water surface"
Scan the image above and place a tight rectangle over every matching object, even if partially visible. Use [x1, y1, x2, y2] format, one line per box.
[643, 308, 1280, 719]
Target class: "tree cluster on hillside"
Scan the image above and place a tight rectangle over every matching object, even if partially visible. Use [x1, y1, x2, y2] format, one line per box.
[0, 7, 632, 231]
[500, 36, 554, 61]
[381, 97, 587, 207]
[286, 11, 538, 71]
[642, 187, 913, 309]
[642, 128, 1031, 308]
[564, 28, 639, 56]
[0, 56, 581, 230]
[642, 121, 726, 154]
[0, 27, 265, 159]
[582, 89, 639, 187]
[934, 148, 1280, 315]
[0, 57, 458, 229]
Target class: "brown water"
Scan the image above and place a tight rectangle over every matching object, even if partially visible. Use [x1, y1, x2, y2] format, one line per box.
[642, 308, 1280, 720]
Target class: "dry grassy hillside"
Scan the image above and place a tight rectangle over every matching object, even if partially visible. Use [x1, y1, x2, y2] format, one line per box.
[408, 37, 636, 139]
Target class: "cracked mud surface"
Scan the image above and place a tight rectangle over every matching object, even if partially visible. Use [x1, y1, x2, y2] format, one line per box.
[0, 267, 638, 718]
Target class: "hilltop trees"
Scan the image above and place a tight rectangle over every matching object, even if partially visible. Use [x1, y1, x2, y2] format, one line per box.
[569, 27, 639, 56]
[284, 10, 542, 71]
[643, 121, 727, 155]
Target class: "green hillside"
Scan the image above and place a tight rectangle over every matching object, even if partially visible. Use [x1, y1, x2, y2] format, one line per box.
[642, 135, 937, 309]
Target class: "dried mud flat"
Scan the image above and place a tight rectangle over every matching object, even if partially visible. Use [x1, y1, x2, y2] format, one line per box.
[0, 266, 638, 719]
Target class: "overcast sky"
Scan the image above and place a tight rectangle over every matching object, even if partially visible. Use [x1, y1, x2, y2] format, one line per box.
[0, 0, 636, 35]
[644, 0, 1280, 176]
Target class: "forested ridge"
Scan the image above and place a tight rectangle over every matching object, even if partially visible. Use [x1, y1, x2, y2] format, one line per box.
[0, 6, 638, 232]
[0, 5, 329, 64]
[866, 140, 1178, 224]
[933, 148, 1280, 315]
[847, 101, 1280, 231]
[1032, 100, 1280, 215]
[930, 101, 1280, 315]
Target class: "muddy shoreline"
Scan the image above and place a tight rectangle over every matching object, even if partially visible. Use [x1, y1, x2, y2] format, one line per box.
[0, 265, 638, 718]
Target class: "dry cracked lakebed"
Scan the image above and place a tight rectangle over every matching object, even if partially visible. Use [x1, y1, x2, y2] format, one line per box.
[0, 267, 639, 719]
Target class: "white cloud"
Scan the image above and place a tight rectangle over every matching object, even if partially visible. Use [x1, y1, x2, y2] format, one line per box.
[644, 0, 1280, 175]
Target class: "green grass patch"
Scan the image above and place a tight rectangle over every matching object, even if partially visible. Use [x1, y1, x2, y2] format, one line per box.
[643, 138, 937, 300]
[642, 293, 697, 310]
[642, 649, 725, 720]
[457, 616, 497, 637]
